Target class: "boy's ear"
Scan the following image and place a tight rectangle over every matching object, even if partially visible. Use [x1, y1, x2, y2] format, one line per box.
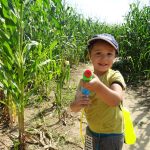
[113, 57, 117, 63]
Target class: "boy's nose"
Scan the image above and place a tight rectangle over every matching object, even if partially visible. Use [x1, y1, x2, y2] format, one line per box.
[100, 54, 108, 60]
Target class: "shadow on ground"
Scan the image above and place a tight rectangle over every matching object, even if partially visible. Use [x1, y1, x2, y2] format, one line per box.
[124, 80, 150, 150]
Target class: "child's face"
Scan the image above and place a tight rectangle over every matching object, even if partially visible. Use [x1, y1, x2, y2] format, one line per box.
[89, 41, 116, 75]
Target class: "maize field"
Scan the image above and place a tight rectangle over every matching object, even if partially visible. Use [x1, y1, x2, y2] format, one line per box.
[0, 0, 149, 149]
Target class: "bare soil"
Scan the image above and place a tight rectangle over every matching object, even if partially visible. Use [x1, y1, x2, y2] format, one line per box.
[0, 63, 150, 150]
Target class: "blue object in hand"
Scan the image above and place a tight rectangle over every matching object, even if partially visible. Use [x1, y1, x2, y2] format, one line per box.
[81, 87, 90, 96]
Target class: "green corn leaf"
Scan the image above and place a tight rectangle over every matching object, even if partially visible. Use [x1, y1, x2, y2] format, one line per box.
[1, 0, 8, 8]
[2, 7, 10, 19]
[49, 40, 58, 59]
[2, 79, 8, 88]
[0, 29, 10, 41]
[52, 0, 62, 9]
[26, 41, 39, 50]
[52, 16, 61, 29]
[3, 42, 14, 59]
[10, 9, 18, 24]
[0, 17, 5, 24]
[23, 41, 39, 59]
[38, 59, 51, 67]
[11, 81, 21, 94]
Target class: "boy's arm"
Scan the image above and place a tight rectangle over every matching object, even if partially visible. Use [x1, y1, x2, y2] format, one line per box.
[80, 76, 124, 107]
[101, 82, 124, 106]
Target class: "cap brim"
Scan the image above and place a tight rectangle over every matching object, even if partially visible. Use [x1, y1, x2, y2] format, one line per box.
[88, 37, 117, 50]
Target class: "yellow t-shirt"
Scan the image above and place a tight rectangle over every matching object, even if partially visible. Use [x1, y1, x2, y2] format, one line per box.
[84, 69, 126, 134]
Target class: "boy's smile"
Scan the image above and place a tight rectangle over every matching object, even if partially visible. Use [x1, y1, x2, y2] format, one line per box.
[89, 41, 116, 75]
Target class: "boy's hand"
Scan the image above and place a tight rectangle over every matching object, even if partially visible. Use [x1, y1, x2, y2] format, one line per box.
[70, 91, 91, 112]
[80, 74, 101, 92]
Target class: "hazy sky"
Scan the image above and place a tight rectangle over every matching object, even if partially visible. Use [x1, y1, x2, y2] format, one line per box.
[65, 0, 150, 24]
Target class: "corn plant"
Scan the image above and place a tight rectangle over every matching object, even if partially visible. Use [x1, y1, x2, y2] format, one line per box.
[120, 2, 150, 80]
[54, 59, 70, 118]
[0, 0, 51, 148]
[0, 1, 25, 148]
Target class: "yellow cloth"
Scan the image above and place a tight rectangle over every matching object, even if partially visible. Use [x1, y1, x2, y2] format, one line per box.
[84, 69, 126, 133]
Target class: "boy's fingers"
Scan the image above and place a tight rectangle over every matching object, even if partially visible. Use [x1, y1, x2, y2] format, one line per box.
[78, 99, 90, 107]
[81, 104, 89, 107]
[79, 99, 89, 104]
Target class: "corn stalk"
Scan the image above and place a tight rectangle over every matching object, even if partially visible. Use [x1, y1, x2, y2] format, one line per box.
[17, 1, 25, 148]
[0, 0, 39, 149]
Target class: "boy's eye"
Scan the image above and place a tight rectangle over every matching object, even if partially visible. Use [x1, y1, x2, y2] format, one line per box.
[96, 52, 101, 55]
[107, 53, 113, 56]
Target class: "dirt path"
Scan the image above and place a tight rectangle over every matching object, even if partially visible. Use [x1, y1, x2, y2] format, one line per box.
[0, 63, 150, 150]
[123, 82, 150, 150]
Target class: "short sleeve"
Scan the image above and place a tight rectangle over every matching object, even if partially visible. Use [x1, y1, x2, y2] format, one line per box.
[109, 71, 126, 90]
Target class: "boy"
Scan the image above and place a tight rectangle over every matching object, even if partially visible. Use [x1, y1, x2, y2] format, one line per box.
[70, 33, 126, 150]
